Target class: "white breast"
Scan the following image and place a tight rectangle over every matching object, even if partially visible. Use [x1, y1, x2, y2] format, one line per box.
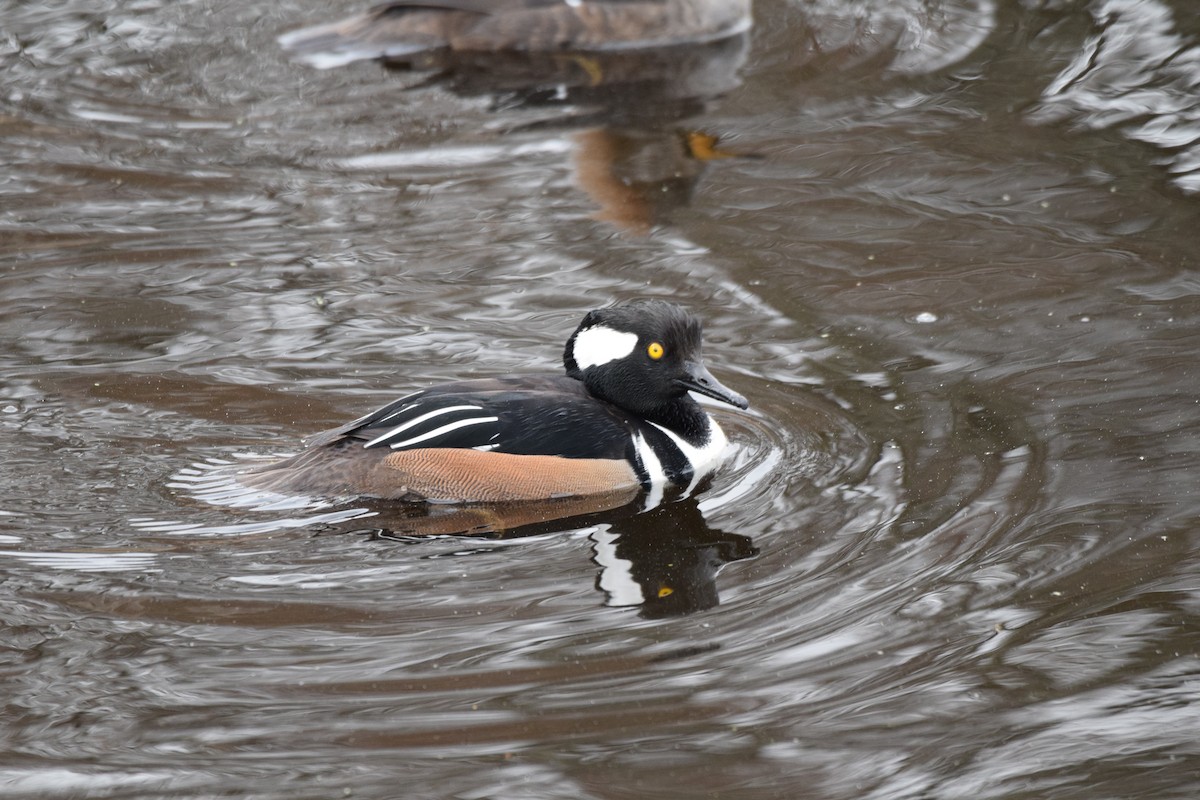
[652, 416, 731, 495]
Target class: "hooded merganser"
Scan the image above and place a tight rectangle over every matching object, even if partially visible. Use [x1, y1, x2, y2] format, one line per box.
[278, 0, 754, 69]
[236, 300, 748, 505]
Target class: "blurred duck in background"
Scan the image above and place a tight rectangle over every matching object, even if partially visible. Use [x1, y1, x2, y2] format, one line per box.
[279, 0, 754, 69]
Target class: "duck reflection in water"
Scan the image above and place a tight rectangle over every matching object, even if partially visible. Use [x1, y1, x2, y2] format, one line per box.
[589, 497, 757, 618]
[279, 0, 755, 234]
[363, 493, 757, 618]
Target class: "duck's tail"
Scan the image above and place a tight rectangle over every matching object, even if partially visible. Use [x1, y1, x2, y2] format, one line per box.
[166, 455, 337, 511]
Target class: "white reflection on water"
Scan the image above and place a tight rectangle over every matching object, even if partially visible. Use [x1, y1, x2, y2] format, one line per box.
[0, 549, 160, 573]
[787, 0, 997, 75]
[0, 769, 182, 796]
[130, 457, 376, 536]
[127, 508, 376, 537]
[335, 139, 574, 171]
[1037, 0, 1200, 193]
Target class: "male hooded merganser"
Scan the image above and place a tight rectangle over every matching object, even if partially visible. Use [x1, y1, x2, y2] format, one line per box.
[236, 300, 748, 505]
[278, 0, 754, 68]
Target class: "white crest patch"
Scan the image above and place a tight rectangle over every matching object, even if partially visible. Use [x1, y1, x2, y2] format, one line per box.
[571, 325, 638, 370]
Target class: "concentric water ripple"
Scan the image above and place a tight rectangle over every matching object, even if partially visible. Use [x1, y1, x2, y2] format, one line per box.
[3, 0, 1199, 796]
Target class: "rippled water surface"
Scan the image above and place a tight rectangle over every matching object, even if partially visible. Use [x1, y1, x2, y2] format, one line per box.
[3, 0, 1199, 797]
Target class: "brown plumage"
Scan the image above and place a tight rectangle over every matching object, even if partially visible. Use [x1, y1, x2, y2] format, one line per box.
[279, 0, 754, 68]
[241, 443, 640, 503]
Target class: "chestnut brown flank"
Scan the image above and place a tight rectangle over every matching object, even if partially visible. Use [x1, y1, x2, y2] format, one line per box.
[242, 444, 640, 503]
[379, 449, 640, 502]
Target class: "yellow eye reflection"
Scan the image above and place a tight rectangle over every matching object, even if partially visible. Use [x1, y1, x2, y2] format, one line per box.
[647, 342, 665, 360]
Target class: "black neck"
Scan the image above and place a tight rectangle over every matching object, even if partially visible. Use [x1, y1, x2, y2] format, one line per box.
[640, 396, 712, 446]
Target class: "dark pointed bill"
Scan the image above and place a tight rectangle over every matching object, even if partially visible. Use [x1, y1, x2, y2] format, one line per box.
[679, 361, 749, 409]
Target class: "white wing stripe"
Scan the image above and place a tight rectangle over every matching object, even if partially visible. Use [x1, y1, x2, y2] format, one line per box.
[384, 416, 500, 450]
[362, 404, 485, 448]
[373, 399, 423, 426]
[346, 391, 423, 428]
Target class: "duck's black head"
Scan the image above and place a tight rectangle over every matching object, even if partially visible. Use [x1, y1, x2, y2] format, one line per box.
[563, 299, 748, 418]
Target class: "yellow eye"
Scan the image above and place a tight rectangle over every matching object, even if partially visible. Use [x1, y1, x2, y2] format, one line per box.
[647, 342, 664, 360]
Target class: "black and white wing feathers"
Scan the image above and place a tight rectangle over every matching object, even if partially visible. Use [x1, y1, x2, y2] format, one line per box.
[308, 376, 634, 460]
[311, 389, 501, 452]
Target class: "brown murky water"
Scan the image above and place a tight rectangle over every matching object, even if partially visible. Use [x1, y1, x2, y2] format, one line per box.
[3, 0, 1199, 797]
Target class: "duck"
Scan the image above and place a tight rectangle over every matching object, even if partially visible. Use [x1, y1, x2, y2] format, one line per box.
[236, 300, 748, 505]
[278, 0, 754, 69]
